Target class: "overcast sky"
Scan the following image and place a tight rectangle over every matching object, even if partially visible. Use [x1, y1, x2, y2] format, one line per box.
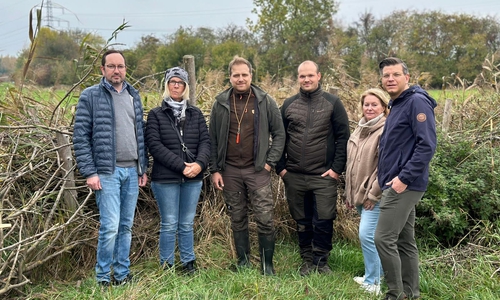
[0, 0, 498, 57]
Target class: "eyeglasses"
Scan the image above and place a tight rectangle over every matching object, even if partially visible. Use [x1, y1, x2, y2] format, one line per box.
[382, 72, 404, 79]
[168, 80, 186, 87]
[105, 64, 126, 71]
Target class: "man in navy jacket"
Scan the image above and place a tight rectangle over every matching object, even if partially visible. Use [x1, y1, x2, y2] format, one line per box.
[374, 57, 437, 300]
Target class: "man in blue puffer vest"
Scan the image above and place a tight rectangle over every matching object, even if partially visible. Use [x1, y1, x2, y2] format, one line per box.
[73, 49, 148, 287]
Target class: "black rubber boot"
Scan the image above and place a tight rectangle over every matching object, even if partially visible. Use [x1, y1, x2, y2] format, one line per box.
[258, 233, 276, 275]
[233, 229, 251, 269]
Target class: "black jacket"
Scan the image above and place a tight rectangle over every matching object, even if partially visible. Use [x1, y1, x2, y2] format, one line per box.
[145, 100, 211, 183]
[277, 85, 350, 175]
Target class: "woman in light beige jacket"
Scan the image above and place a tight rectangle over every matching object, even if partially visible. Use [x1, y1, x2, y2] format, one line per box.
[345, 88, 389, 296]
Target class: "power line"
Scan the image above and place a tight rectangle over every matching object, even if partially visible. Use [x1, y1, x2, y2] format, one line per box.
[0, 0, 32, 12]
[74, 7, 252, 19]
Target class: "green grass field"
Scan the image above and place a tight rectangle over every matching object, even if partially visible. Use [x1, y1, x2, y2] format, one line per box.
[426, 88, 483, 103]
[24, 240, 500, 300]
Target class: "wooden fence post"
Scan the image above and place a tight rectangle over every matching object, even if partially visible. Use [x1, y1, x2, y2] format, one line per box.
[329, 87, 339, 96]
[55, 132, 78, 212]
[183, 55, 196, 106]
[442, 99, 453, 134]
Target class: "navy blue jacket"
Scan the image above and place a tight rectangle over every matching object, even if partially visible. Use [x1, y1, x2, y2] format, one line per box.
[378, 85, 437, 192]
[146, 101, 210, 183]
[73, 78, 148, 178]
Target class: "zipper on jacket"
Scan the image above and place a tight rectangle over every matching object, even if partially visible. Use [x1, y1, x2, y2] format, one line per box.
[300, 100, 312, 170]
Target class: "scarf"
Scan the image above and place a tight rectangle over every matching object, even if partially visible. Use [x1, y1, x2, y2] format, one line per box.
[358, 113, 384, 128]
[164, 97, 187, 125]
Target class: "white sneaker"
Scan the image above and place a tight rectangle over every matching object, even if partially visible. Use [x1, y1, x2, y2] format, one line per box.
[353, 275, 365, 285]
[360, 283, 381, 295]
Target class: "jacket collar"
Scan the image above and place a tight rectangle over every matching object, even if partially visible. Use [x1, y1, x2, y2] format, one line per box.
[216, 83, 268, 106]
[101, 77, 129, 94]
[299, 84, 323, 99]
[388, 85, 437, 109]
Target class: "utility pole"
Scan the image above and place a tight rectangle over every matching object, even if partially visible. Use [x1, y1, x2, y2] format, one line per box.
[42, 0, 54, 28]
[41, 0, 69, 29]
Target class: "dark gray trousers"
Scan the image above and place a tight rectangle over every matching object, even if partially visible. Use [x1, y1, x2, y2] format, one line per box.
[282, 171, 338, 266]
[375, 188, 424, 300]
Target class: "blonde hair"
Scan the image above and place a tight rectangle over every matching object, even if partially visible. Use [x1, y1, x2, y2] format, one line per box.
[162, 77, 190, 100]
[359, 88, 390, 118]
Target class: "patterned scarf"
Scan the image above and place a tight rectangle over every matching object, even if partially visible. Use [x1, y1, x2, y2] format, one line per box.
[164, 97, 187, 125]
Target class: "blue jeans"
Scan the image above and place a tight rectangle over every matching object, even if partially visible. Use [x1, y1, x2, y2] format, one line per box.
[357, 203, 383, 284]
[151, 180, 202, 266]
[95, 167, 139, 283]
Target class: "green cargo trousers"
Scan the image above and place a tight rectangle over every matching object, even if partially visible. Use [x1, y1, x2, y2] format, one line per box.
[221, 164, 275, 235]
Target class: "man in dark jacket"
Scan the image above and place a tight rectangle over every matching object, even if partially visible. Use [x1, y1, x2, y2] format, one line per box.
[209, 56, 285, 275]
[73, 49, 148, 287]
[374, 57, 437, 300]
[276, 60, 350, 276]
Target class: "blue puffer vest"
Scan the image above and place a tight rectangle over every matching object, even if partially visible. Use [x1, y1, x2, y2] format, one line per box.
[73, 78, 148, 178]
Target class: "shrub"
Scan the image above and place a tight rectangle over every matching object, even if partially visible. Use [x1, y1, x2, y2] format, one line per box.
[417, 130, 500, 246]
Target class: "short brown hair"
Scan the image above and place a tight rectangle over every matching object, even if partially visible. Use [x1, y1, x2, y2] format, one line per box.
[378, 57, 408, 75]
[228, 56, 252, 76]
[101, 49, 126, 66]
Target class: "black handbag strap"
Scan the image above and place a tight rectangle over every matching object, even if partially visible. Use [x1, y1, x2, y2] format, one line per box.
[165, 113, 196, 161]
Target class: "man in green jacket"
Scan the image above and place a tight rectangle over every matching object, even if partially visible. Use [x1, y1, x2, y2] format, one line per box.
[209, 56, 285, 275]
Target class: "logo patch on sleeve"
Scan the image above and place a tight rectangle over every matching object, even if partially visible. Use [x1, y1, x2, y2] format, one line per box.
[416, 113, 427, 122]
